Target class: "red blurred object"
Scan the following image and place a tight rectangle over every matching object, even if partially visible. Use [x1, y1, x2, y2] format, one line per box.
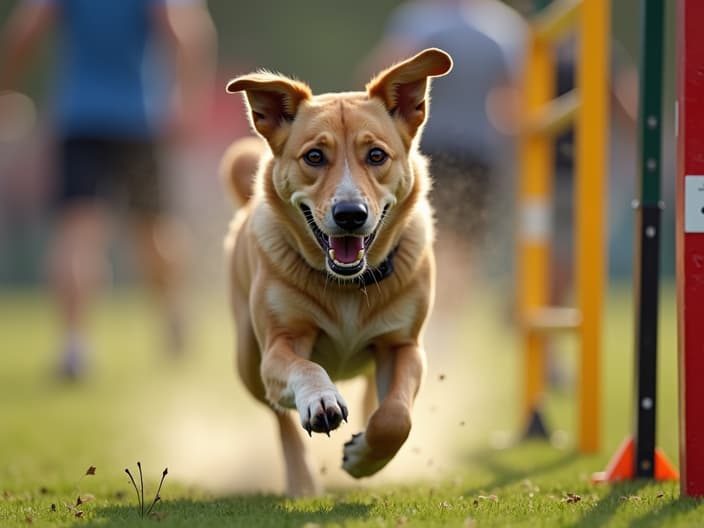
[676, 0, 704, 499]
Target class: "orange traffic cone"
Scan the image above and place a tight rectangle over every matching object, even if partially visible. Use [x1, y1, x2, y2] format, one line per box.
[592, 436, 679, 483]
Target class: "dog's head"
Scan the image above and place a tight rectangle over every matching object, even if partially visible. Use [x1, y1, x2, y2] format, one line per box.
[226, 48, 452, 281]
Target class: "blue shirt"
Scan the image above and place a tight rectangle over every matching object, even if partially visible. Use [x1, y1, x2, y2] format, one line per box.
[40, 0, 168, 139]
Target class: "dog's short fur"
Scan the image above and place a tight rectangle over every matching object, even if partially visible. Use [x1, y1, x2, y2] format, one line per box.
[222, 49, 452, 496]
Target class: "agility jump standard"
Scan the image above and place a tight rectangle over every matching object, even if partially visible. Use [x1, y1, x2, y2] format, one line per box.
[517, 0, 607, 453]
[519, 0, 702, 497]
[592, 0, 677, 485]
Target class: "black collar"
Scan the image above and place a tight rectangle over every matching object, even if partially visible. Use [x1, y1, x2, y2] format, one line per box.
[357, 245, 399, 288]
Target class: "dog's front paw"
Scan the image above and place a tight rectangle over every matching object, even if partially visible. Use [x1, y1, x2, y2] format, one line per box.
[296, 386, 348, 437]
[342, 432, 391, 478]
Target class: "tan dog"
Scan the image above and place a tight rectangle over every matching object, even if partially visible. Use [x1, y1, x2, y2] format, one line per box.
[222, 48, 452, 496]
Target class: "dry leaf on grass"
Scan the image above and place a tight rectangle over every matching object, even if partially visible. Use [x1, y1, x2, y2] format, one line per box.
[563, 493, 581, 503]
[76, 494, 95, 506]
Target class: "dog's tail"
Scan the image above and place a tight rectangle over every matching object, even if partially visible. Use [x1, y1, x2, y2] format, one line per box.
[219, 136, 266, 206]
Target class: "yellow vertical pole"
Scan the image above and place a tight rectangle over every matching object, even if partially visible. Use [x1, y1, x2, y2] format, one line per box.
[575, 0, 609, 453]
[518, 30, 554, 420]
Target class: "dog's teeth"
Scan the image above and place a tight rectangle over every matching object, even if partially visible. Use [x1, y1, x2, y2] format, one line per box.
[357, 249, 365, 261]
[329, 249, 335, 260]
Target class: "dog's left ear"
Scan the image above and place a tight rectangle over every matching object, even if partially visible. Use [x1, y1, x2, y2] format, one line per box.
[367, 48, 452, 140]
[226, 72, 312, 149]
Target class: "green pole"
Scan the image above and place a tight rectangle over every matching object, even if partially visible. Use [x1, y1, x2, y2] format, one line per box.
[633, 0, 665, 479]
[639, 0, 664, 204]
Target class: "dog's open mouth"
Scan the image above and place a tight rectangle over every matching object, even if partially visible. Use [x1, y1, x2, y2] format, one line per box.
[300, 204, 385, 277]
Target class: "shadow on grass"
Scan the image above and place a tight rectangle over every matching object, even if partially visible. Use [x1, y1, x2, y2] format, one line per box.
[569, 480, 648, 528]
[569, 481, 703, 528]
[72, 495, 372, 528]
[629, 495, 704, 527]
[464, 444, 704, 526]
[462, 444, 580, 495]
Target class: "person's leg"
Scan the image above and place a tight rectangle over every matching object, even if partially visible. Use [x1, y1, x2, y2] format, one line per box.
[50, 138, 111, 378]
[132, 213, 189, 354]
[121, 140, 189, 355]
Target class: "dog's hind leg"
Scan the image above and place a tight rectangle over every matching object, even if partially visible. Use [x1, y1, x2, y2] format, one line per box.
[342, 343, 424, 478]
[276, 411, 320, 496]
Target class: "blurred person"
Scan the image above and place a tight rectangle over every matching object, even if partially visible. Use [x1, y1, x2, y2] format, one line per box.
[0, 0, 216, 378]
[360, 0, 527, 293]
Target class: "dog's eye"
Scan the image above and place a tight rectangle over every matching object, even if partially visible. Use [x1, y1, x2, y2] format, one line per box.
[367, 148, 388, 166]
[303, 149, 326, 167]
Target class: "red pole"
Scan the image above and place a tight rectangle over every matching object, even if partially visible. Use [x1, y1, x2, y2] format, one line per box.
[677, 0, 704, 499]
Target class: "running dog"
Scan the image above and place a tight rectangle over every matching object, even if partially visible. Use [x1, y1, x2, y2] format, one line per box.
[222, 48, 452, 495]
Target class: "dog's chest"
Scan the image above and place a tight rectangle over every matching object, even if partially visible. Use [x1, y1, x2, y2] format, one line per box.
[311, 295, 411, 380]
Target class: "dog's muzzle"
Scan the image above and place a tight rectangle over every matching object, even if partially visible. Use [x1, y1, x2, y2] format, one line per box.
[300, 204, 387, 278]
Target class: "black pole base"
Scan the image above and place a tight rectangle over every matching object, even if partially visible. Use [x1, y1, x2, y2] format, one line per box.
[522, 407, 550, 440]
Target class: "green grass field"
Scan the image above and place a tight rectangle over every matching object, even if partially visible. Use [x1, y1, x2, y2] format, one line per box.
[1, 283, 703, 527]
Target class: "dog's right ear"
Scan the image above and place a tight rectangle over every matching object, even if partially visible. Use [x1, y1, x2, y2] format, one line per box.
[226, 72, 312, 148]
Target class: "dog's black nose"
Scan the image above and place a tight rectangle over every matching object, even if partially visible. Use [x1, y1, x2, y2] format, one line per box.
[332, 201, 368, 231]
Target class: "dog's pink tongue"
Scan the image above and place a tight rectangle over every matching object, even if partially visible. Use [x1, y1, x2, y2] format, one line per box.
[330, 236, 364, 263]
